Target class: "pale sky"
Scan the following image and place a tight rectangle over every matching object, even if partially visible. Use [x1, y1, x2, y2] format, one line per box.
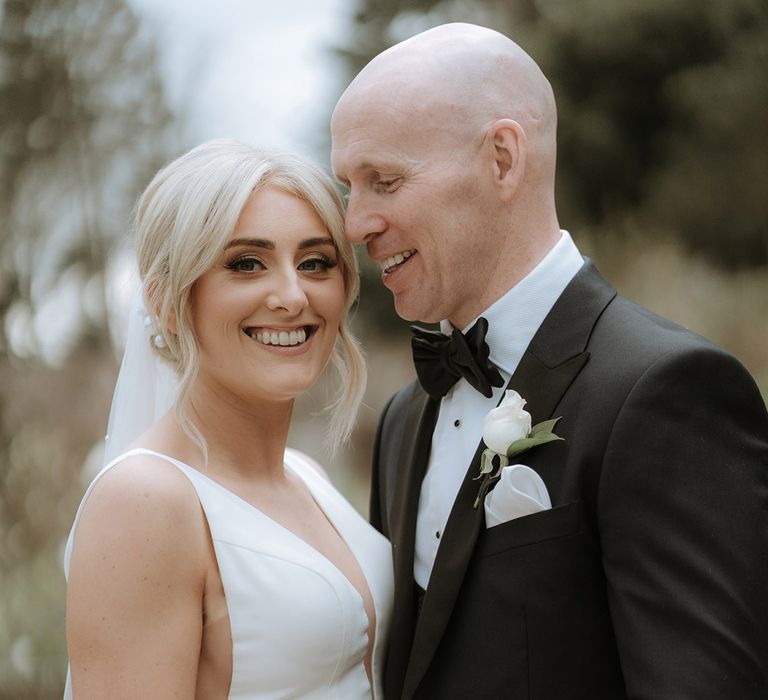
[127, 0, 353, 156]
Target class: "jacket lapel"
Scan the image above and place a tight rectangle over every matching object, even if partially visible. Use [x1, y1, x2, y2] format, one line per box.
[384, 384, 439, 697]
[400, 261, 617, 698]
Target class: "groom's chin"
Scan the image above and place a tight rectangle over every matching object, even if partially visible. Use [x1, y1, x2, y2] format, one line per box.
[393, 297, 439, 325]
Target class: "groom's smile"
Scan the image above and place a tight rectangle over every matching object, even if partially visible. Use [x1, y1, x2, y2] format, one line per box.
[379, 248, 416, 274]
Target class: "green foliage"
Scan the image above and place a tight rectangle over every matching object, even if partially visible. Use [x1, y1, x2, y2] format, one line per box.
[546, 0, 768, 267]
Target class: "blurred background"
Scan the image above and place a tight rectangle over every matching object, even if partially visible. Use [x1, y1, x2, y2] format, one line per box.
[1, 0, 766, 695]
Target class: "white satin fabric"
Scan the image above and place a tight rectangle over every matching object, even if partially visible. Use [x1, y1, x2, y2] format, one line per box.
[64, 448, 393, 699]
[484, 464, 552, 528]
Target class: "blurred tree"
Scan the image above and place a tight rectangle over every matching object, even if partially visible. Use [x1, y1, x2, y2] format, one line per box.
[336, 0, 767, 270]
[636, 0, 768, 266]
[545, 0, 768, 268]
[0, 0, 176, 695]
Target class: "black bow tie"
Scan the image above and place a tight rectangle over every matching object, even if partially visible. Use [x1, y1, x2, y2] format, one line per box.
[410, 317, 505, 400]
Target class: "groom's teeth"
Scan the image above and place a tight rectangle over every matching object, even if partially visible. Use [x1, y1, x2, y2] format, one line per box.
[380, 249, 415, 271]
[251, 328, 308, 346]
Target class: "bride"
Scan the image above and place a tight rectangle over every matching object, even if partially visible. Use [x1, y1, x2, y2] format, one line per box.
[63, 140, 393, 698]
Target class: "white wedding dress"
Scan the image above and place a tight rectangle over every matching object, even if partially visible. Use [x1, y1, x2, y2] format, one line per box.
[63, 447, 393, 699]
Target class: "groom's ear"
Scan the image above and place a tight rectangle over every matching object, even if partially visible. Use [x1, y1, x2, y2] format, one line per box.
[489, 119, 526, 201]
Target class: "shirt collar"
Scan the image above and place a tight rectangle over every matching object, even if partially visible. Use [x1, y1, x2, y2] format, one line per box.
[440, 230, 584, 375]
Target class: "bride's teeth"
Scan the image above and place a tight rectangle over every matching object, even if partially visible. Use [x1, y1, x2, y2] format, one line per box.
[250, 327, 309, 346]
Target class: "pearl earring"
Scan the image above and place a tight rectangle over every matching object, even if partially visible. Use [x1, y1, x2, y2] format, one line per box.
[153, 334, 166, 349]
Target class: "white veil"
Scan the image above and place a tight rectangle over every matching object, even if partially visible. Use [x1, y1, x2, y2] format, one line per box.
[102, 289, 179, 464]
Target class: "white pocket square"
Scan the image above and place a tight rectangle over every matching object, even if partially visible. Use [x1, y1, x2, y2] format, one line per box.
[484, 464, 551, 528]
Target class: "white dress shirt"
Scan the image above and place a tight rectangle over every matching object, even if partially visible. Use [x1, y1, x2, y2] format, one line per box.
[413, 231, 584, 588]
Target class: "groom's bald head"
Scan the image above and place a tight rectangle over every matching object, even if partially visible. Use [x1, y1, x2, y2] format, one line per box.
[333, 22, 557, 178]
[331, 23, 562, 326]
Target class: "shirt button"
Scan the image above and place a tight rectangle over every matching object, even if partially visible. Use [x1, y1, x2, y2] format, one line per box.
[453, 419, 461, 428]
[435, 531, 441, 539]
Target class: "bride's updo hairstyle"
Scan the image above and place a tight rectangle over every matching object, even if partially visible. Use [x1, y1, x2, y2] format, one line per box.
[133, 139, 365, 452]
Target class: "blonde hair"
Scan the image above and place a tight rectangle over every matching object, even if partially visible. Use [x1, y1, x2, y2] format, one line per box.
[133, 139, 365, 453]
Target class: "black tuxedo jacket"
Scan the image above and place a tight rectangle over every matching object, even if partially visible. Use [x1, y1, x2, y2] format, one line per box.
[371, 263, 768, 699]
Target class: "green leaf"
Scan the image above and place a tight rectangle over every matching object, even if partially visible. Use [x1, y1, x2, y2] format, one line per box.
[530, 417, 562, 437]
[491, 454, 510, 479]
[475, 448, 496, 479]
[506, 433, 564, 459]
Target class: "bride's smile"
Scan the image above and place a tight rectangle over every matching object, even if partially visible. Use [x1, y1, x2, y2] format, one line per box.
[243, 323, 318, 350]
[189, 185, 346, 402]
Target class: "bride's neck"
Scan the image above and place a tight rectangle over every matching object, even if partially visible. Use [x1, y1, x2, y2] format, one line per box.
[177, 378, 293, 479]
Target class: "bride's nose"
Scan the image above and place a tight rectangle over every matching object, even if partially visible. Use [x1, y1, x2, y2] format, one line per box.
[265, 270, 309, 315]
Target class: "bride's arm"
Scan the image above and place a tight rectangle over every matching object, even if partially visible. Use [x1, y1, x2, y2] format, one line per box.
[66, 455, 209, 698]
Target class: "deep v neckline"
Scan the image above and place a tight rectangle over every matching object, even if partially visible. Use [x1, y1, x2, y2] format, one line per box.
[130, 448, 378, 641]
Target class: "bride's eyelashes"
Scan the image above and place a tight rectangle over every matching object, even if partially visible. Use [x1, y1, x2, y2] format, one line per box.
[298, 254, 338, 274]
[225, 254, 338, 275]
[227, 255, 266, 273]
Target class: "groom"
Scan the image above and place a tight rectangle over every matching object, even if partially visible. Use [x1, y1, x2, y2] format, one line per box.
[331, 22, 768, 700]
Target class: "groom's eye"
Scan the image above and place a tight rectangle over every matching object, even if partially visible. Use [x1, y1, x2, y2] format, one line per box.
[376, 177, 401, 192]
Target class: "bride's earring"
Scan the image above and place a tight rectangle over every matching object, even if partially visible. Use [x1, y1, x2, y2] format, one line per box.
[143, 311, 166, 350]
[141, 310, 167, 349]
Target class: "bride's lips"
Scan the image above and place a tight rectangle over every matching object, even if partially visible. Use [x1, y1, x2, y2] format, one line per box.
[243, 324, 318, 351]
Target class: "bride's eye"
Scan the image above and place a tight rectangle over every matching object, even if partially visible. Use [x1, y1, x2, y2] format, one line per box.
[227, 256, 265, 273]
[299, 255, 338, 273]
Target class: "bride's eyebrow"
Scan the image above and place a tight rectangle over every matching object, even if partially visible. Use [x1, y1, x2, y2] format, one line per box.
[224, 236, 336, 250]
[225, 237, 273, 250]
[298, 237, 336, 250]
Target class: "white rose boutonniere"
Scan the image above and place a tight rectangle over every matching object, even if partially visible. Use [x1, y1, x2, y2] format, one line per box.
[473, 390, 564, 508]
[483, 389, 532, 453]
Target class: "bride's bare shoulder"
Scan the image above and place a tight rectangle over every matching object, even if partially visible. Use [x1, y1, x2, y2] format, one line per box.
[66, 453, 211, 696]
[71, 452, 207, 568]
[91, 452, 198, 512]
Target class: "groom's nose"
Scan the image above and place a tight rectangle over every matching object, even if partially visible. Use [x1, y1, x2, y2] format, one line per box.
[344, 193, 387, 245]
